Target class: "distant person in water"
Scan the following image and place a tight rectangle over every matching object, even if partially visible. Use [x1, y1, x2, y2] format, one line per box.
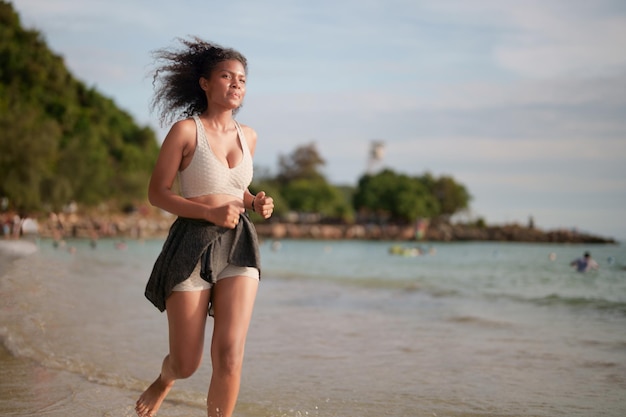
[570, 251, 599, 272]
[135, 37, 274, 417]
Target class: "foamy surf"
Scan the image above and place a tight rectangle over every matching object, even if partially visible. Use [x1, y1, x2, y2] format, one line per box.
[0, 239, 38, 258]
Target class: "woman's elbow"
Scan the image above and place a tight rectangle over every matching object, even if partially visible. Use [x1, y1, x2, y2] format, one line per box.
[147, 185, 164, 208]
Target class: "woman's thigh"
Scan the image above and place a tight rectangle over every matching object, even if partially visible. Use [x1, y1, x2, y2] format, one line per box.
[211, 276, 259, 352]
[166, 289, 211, 364]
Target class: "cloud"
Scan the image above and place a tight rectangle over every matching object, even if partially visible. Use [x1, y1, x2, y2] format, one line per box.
[390, 136, 626, 164]
[245, 69, 626, 155]
[496, 4, 626, 77]
[426, 73, 626, 110]
[424, 0, 626, 78]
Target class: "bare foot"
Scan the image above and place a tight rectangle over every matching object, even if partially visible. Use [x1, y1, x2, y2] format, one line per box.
[135, 375, 173, 417]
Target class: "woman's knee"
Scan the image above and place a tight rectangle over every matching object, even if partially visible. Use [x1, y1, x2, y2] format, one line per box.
[169, 352, 203, 379]
[211, 342, 244, 375]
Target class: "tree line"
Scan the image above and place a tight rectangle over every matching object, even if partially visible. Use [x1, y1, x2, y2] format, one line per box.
[251, 142, 471, 224]
[1, 1, 471, 224]
[0, 1, 159, 212]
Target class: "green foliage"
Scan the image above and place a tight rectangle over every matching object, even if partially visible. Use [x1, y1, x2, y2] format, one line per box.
[475, 217, 487, 228]
[353, 169, 440, 223]
[276, 142, 326, 185]
[0, 1, 160, 212]
[425, 174, 471, 217]
[353, 169, 471, 223]
[283, 178, 352, 220]
[271, 143, 355, 222]
[0, 103, 60, 210]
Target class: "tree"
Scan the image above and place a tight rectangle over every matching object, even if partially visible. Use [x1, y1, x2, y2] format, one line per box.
[353, 169, 440, 223]
[282, 178, 352, 221]
[276, 142, 326, 185]
[0, 103, 59, 211]
[354, 169, 472, 223]
[272, 143, 355, 220]
[430, 175, 471, 218]
[0, 2, 160, 212]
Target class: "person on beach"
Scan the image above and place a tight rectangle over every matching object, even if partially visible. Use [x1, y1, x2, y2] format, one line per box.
[570, 251, 599, 272]
[136, 37, 274, 417]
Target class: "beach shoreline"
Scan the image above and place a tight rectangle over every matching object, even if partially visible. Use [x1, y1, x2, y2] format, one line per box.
[0, 242, 153, 417]
[4, 208, 618, 244]
[0, 342, 150, 417]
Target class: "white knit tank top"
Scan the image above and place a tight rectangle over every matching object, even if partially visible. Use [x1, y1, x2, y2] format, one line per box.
[178, 116, 253, 199]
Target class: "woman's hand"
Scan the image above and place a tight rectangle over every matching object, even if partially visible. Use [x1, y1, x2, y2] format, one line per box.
[210, 203, 245, 228]
[253, 191, 274, 219]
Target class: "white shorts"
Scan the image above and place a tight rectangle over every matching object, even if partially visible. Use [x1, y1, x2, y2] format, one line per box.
[172, 261, 259, 292]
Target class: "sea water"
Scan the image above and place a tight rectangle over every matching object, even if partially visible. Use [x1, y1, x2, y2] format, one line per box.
[1, 237, 625, 416]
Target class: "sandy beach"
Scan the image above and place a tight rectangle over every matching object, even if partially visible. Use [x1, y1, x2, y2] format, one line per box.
[0, 239, 106, 416]
[0, 239, 201, 416]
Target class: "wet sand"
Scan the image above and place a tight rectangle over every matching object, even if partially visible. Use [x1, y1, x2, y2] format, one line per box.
[0, 239, 209, 417]
[0, 343, 165, 416]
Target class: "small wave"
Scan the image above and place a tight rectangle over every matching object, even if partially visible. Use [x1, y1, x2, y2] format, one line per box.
[267, 268, 459, 296]
[532, 294, 626, 314]
[446, 315, 514, 329]
[0, 239, 38, 258]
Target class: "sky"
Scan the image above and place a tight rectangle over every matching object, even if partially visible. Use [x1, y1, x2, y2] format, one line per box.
[11, 0, 626, 240]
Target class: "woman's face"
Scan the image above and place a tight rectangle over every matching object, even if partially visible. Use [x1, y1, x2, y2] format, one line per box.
[201, 59, 246, 111]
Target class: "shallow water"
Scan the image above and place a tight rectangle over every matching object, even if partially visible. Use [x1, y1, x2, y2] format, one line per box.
[1, 237, 625, 416]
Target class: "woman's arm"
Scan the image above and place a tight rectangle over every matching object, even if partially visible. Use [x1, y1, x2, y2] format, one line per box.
[240, 125, 274, 219]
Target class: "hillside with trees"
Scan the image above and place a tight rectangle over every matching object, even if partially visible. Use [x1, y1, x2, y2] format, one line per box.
[0, 1, 159, 213]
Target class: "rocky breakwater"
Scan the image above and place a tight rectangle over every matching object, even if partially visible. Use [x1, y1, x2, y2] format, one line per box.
[254, 221, 617, 244]
[31, 209, 616, 244]
[425, 222, 617, 244]
[35, 210, 175, 240]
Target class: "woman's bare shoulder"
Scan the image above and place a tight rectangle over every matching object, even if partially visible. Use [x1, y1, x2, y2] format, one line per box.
[164, 117, 198, 146]
[171, 117, 197, 136]
[237, 122, 258, 155]
[237, 122, 257, 141]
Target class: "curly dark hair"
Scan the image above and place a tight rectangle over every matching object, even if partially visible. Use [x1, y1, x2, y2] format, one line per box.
[150, 36, 248, 126]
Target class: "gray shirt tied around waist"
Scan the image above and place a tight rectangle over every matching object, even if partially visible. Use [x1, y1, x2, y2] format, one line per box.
[145, 214, 261, 312]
